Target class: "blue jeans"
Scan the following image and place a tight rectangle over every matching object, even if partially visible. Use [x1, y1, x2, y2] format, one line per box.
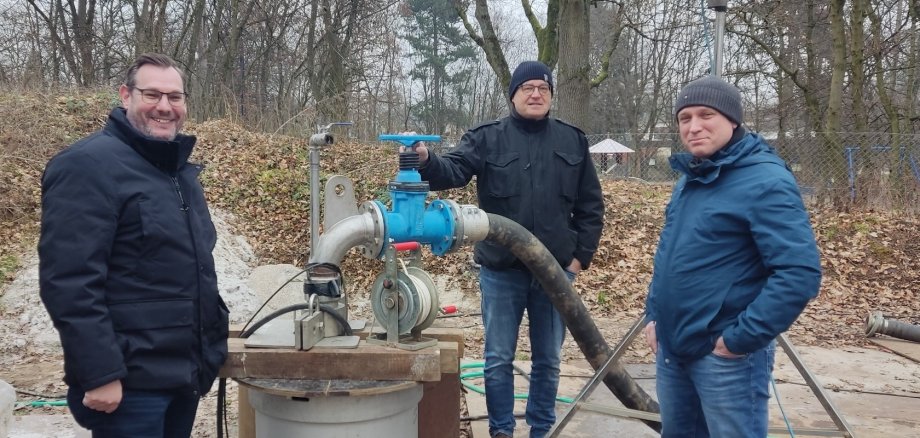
[67, 386, 199, 438]
[655, 341, 776, 438]
[480, 266, 570, 438]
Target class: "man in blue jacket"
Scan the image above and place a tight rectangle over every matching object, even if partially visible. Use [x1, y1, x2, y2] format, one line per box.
[643, 75, 821, 437]
[39, 53, 228, 438]
[410, 61, 604, 438]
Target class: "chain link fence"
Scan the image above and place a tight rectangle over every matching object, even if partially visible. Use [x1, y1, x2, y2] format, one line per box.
[414, 132, 920, 211]
[586, 132, 920, 211]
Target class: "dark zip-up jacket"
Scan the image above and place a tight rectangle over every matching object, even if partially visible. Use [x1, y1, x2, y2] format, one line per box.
[419, 114, 604, 270]
[39, 108, 229, 397]
[645, 132, 821, 362]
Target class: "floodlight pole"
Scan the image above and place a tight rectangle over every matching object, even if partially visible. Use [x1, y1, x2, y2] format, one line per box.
[708, 0, 728, 78]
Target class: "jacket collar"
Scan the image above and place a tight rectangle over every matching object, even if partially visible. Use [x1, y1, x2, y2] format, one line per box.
[105, 107, 196, 173]
[509, 105, 550, 133]
[669, 128, 783, 184]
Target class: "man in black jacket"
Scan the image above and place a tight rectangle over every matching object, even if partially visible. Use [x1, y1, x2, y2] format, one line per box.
[411, 61, 604, 438]
[39, 53, 228, 438]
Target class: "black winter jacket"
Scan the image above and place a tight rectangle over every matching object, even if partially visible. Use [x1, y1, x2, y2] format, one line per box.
[39, 108, 228, 397]
[419, 115, 604, 270]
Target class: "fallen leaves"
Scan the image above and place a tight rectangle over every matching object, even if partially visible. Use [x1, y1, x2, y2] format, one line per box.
[2, 91, 919, 351]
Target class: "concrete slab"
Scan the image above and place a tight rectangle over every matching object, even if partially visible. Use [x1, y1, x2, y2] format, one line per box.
[870, 337, 920, 363]
[463, 361, 656, 437]
[465, 345, 920, 438]
[10, 415, 89, 438]
[0, 379, 13, 438]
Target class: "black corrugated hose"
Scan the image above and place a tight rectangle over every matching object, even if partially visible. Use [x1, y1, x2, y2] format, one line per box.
[484, 213, 662, 432]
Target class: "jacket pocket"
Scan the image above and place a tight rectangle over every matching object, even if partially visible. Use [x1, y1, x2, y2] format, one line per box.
[210, 295, 230, 333]
[137, 199, 166, 247]
[108, 299, 197, 390]
[484, 153, 520, 197]
[554, 150, 583, 200]
[109, 298, 194, 331]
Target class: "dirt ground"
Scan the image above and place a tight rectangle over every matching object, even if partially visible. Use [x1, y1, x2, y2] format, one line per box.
[2, 204, 919, 437]
[4, 257, 920, 438]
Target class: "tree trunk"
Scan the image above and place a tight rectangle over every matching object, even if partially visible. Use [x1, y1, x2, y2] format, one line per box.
[27, 0, 82, 86]
[849, 0, 868, 132]
[455, 0, 511, 90]
[556, 0, 590, 129]
[825, 0, 848, 204]
[70, 0, 97, 86]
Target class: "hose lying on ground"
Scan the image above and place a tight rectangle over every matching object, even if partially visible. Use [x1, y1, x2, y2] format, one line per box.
[866, 311, 920, 343]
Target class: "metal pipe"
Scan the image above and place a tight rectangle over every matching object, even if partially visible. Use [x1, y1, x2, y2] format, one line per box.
[302, 201, 660, 431]
[308, 212, 379, 266]
[308, 133, 333, 256]
[484, 214, 661, 432]
[708, 0, 728, 77]
[713, 10, 726, 77]
[310, 144, 321, 253]
[866, 311, 920, 343]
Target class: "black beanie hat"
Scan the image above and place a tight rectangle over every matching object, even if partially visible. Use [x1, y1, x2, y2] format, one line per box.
[674, 75, 743, 125]
[508, 61, 554, 98]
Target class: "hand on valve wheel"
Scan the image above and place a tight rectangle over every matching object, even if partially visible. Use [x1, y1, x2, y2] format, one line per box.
[397, 131, 430, 164]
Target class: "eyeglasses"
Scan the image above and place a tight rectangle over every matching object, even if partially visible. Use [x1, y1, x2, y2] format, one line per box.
[133, 87, 188, 106]
[519, 84, 551, 96]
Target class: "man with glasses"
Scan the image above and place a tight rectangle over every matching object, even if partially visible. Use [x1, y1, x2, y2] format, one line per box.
[409, 60, 604, 438]
[39, 53, 228, 437]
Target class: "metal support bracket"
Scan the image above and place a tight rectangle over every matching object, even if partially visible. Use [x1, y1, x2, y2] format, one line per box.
[776, 333, 855, 437]
[366, 244, 438, 351]
[549, 318, 856, 438]
[549, 315, 650, 437]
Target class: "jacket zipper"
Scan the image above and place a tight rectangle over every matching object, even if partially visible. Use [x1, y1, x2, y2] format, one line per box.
[172, 170, 203, 393]
[171, 175, 190, 211]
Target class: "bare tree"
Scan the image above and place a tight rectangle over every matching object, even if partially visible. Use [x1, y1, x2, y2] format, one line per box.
[131, 0, 169, 55]
[26, 0, 99, 86]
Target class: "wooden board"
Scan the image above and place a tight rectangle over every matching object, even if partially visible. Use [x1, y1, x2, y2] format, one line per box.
[220, 338, 459, 382]
[419, 373, 460, 437]
[870, 337, 920, 363]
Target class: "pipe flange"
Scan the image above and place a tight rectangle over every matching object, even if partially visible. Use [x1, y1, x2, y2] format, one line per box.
[865, 311, 885, 337]
[426, 199, 460, 255]
[358, 201, 386, 259]
[443, 199, 463, 253]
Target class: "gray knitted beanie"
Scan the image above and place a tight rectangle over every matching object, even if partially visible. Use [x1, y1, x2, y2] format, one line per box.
[674, 75, 743, 125]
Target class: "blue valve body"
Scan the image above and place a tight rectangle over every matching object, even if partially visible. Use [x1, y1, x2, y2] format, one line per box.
[375, 134, 455, 256]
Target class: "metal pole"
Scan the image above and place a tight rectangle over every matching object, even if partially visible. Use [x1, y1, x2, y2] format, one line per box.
[307, 122, 352, 256]
[308, 131, 333, 255]
[548, 315, 653, 437]
[708, 0, 728, 78]
[777, 334, 856, 437]
[309, 143, 322, 251]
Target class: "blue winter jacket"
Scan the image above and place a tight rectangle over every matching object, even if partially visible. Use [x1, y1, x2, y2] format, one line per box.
[645, 132, 821, 362]
[39, 108, 229, 396]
